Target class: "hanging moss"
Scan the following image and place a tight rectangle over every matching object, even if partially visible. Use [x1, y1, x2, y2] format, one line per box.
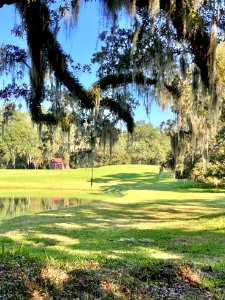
[94, 1, 224, 173]
[1, 0, 224, 173]
[12, 0, 135, 133]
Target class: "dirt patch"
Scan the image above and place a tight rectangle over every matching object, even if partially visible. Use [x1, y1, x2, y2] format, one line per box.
[176, 264, 202, 286]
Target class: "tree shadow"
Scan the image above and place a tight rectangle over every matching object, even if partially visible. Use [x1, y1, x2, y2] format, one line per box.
[93, 171, 225, 197]
[0, 200, 224, 298]
[0, 202, 224, 263]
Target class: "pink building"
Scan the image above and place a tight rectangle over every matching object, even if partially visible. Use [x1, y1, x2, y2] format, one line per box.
[49, 158, 64, 170]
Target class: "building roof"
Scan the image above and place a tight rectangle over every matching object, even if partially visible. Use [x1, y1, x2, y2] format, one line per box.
[52, 196, 62, 201]
[50, 158, 63, 163]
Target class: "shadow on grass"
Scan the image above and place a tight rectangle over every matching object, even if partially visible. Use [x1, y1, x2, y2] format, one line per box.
[0, 197, 224, 298]
[94, 171, 225, 196]
[0, 169, 224, 298]
[1, 213, 224, 299]
[0, 201, 224, 264]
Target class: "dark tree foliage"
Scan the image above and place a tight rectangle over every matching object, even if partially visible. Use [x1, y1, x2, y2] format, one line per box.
[0, 0, 135, 133]
[92, 2, 225, 174]
[0, 0, 224, 170]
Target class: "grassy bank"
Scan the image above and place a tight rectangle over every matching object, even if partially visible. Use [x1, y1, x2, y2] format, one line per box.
[0, 165, 224, 299]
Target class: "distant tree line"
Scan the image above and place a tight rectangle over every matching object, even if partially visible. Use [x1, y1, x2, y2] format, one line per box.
[0, 105, 224, 186]
[95, 121, 170, 167]
[0, 106, 170, 169]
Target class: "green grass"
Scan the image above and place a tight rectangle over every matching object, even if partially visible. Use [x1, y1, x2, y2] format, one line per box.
[0, 165, 224, 299]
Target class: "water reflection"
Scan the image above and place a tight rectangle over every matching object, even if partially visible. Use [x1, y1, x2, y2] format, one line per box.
[0, 197, 91, 220]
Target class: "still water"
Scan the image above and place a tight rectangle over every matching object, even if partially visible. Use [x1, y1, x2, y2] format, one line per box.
[0, 196, 91, 220]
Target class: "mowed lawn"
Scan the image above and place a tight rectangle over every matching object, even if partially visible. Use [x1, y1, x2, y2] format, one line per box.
[0, 165, 224, 299]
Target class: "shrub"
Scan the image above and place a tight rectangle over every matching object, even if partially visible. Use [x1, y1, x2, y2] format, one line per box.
[191, 161, 225, 186]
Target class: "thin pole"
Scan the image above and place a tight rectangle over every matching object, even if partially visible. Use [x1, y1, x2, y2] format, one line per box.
[90, 149, 94, 188]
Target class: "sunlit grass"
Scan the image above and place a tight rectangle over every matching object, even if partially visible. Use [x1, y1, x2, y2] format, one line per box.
[0, 165, 224, 268]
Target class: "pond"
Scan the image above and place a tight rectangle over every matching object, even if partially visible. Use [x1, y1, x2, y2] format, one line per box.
[0, 196, 92, 220]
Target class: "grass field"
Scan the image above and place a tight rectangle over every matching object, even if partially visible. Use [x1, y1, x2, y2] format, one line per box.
[0, 165, 224, 299]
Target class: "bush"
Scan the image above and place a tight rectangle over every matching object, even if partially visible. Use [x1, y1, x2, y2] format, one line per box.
[191, 161, 225, 186]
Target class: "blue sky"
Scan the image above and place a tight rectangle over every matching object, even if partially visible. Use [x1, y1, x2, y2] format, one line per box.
[0, 2, 174, 126]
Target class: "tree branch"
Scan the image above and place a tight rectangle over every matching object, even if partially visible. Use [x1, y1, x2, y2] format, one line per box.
[96, 73, 156, 90]
[101, 96, 135, 133]
[135, 0, 211, 87]
[0, 0, 18, 8]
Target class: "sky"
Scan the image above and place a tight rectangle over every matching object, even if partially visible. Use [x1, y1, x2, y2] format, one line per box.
[0, 2, 175, 127]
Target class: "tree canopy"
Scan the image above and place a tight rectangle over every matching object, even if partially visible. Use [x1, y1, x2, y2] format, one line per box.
[0, 0, 224, 171]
